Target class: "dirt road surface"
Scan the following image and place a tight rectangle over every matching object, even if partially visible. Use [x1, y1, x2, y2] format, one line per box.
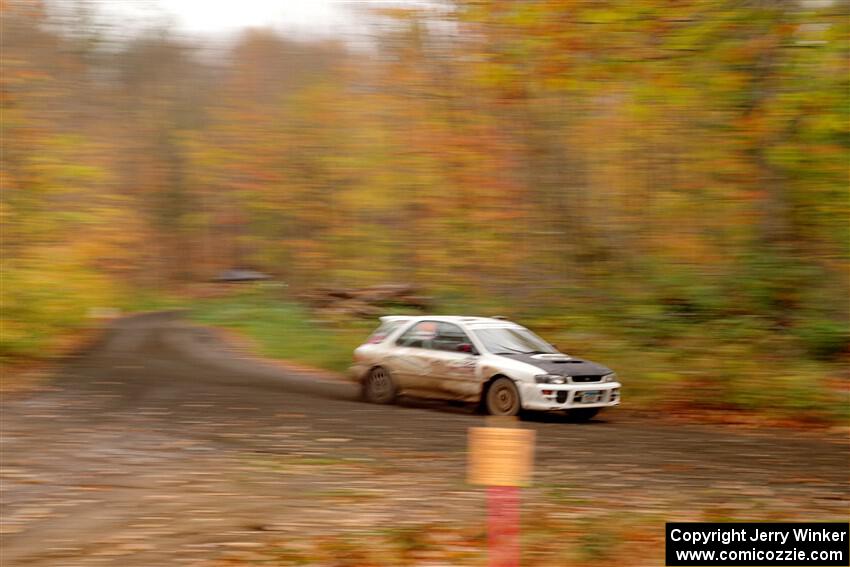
[2, 312, 847, 566]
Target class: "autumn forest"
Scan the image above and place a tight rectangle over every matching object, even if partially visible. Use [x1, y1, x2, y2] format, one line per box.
[2, 0, 848, 421]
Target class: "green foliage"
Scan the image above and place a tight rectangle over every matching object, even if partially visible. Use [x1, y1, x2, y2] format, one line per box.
[794, 319, 850, 361]
[0, 253, 118, 361]
[190, 290, 372, 372]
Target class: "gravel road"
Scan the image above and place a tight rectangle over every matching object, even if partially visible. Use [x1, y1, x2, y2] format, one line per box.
[2, 312, 847, 566]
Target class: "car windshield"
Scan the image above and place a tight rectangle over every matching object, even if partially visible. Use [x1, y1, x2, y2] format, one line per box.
[473, 327, 558, 355]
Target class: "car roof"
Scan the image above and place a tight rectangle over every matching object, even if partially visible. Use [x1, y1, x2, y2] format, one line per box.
[379, 315, 522, 328]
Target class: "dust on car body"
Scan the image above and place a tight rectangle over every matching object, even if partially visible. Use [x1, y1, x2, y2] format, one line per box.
[349, 316, 620, 420]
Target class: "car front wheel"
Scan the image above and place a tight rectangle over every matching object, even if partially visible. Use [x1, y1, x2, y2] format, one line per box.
[485, 377, 521, 416]
[362, 366, 396, 404]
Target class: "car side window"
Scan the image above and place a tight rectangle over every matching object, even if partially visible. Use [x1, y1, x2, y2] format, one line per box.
[396, 321, 438, 349]
[432, 322, 473, 352]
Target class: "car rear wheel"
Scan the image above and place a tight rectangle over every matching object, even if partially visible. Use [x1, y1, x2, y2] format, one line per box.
[565, 408, 599, 422]
[485, 377, 521, 416]
[363, 366, 396, 404]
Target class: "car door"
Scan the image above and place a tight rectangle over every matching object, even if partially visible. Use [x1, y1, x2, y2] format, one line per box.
[429, 322, 480, 401]
[388, 321, 443, 395]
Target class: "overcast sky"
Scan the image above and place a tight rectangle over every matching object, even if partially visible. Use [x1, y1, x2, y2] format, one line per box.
[91, 0, 368, 36]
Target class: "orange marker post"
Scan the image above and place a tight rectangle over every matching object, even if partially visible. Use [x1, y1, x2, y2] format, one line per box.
[468, 417, 535, 567]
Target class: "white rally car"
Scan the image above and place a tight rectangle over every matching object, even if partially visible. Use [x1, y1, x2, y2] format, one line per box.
[349, 316, 620, 420]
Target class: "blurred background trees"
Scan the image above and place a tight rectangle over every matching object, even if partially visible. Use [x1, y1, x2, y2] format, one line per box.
[2, 0, 848, 373]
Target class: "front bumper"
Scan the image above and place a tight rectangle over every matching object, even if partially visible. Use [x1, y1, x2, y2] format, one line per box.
[518, 381, 621, 411]
[348, 362, 369, 382]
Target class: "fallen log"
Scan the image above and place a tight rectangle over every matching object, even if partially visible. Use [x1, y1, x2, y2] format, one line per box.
[301, 284, 431, 318]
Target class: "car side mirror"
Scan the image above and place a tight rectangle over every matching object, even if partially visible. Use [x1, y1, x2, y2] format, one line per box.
[457, 343, 476, 354]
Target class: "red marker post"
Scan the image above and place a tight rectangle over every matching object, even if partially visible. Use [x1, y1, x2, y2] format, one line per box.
[468, 417, 535, 567]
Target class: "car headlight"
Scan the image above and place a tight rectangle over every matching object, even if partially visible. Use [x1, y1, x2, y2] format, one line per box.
[535, 374, 566, 384]
[602, 373, 617, 383]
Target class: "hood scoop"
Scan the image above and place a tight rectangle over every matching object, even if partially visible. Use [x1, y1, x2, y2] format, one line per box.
[531, 353, 573, 363]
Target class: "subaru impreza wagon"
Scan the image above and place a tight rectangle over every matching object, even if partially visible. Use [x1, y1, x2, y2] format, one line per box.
[349, 316, 620, 420]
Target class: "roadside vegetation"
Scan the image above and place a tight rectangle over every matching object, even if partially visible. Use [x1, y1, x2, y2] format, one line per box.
[190, 288, 372, 373]
[209, 512, 661, 566]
